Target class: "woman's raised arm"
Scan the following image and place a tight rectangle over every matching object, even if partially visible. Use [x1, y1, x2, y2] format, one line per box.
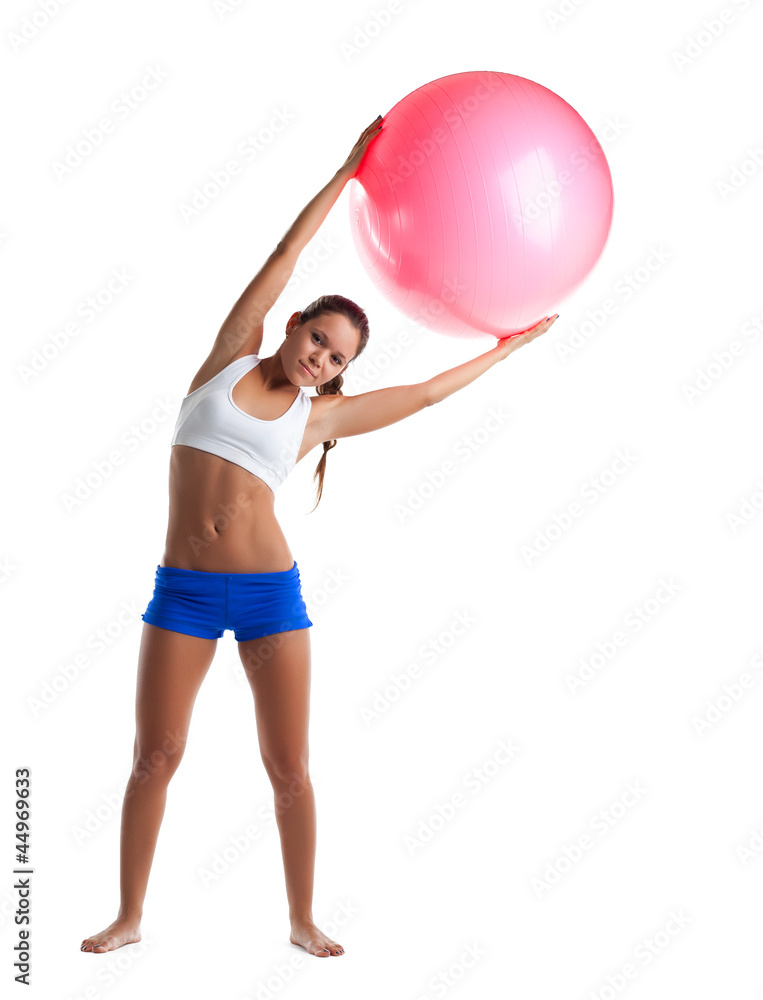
[276, 115, 383, 256]
[209, 117, 384, 364]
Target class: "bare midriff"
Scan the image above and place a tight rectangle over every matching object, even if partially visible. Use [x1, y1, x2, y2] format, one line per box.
[161, 445, 299, 574]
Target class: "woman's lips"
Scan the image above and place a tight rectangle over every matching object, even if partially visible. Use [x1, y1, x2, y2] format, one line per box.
[300, 362, 314, 376]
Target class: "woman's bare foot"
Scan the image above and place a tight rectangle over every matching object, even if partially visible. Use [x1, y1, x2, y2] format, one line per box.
[80, 915, 142, 953]
[290, 919, 344, 957]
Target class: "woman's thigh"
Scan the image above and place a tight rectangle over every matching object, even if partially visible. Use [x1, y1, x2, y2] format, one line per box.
[133, 622, 218, 772]
[237, 628, 311, 776]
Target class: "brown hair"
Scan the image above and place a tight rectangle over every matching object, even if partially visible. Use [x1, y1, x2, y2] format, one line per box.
[297, 295, 370, 511]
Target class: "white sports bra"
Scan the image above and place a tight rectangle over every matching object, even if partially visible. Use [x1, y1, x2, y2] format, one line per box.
[171, 354, 312, 492]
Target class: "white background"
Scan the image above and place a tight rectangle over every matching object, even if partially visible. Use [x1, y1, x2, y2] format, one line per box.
[3, 0, 762, 997]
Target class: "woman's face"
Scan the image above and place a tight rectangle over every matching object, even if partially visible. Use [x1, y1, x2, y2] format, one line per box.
[284, 312, 361, 387]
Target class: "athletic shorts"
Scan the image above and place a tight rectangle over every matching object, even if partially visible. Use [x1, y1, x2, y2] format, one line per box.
[141, 560, 313, 641]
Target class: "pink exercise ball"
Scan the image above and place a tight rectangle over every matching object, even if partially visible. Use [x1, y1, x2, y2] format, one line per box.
[349, 70, 614, 339]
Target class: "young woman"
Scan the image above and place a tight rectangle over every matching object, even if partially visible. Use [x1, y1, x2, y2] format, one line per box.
[79, 116, 558, 959]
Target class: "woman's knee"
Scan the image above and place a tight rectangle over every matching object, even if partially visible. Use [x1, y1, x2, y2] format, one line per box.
[268, 765, 312, 813]
[262, 751, 310, 791]
[131, 729, 188, 784]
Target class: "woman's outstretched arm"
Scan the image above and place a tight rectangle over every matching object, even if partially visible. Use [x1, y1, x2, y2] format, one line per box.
[313, 314, 559, 442]
[425, 314, 558, 404]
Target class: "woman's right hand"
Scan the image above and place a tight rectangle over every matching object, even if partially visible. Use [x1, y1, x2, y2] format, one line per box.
[339, 117, 384, 178]
[492, 314, 559, 361]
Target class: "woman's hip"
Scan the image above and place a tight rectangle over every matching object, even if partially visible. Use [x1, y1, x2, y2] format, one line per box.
[141, 560, 313, 642]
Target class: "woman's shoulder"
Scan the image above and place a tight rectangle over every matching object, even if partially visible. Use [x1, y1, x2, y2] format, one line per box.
[185, 351, 258, 397]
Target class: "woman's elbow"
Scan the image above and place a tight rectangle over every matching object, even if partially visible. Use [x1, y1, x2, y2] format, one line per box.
[419, 382, 437, 407]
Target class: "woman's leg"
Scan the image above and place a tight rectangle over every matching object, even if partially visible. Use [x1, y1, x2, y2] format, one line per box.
[238, 628, 344, 957]
[81, 622, 218, 953]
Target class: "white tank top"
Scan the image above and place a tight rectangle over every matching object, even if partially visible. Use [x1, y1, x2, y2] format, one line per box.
[171, 354, 312, 492]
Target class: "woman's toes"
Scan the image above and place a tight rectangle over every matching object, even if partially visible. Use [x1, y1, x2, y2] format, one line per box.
[81, 937, 109, 952]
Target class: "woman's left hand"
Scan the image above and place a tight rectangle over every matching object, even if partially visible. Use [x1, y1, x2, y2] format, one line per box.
[492, 314, 559, 360]
[339, 117, 384, 177]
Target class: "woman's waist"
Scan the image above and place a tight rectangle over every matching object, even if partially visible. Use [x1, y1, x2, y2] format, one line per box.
[165, 449, 293, 572]
[161, 524, 293, 573]
[164, 495, 292, 572]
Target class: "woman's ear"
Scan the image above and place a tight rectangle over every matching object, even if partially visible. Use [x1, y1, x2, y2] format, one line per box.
[285, 311, 302, 335]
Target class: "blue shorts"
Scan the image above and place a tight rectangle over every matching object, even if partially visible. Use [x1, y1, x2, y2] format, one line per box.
[141, 560, 313, 641]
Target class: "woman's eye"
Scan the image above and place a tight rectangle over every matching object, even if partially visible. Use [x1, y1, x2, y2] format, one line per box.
[311, 331, 339, 363]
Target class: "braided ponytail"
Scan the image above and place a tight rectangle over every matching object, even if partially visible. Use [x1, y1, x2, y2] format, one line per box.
[311, 371, 344, 511]
[299, 295, 370, 511]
